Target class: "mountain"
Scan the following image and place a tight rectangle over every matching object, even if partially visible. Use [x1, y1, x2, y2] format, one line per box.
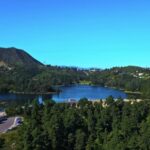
[0, 47, 43, 67]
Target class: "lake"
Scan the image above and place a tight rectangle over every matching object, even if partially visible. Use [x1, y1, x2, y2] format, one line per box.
[0, 85, 127, 104]
[52, 85, 127, 102]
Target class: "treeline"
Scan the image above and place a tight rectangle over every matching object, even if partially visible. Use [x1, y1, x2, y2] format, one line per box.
[1, 97, 150, 150]
[0, 65, 86, 93]
[0, 65, 150, 98]
[89, 66, 150, 98]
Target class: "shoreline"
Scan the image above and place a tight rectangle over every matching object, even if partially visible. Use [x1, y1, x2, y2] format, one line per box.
[79, 82, 142, 95]
[98, 85, 142, 96]
[9, 91, 59, 95]
[0, 84, 142, 97]
[124, 91, 142, 95]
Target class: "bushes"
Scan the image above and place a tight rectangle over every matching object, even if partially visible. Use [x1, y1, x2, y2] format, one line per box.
[8, 98, 150, 150]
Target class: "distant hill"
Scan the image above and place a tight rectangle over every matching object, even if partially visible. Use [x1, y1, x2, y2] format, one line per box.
[0, 47, 43, 67]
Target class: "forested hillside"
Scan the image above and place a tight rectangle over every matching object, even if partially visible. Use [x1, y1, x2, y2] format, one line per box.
[0, 65, 87, 93]
[88, 66, 150, 98]
[0, 49, 150, 150]
[1, 97, 150, 150]
[0, 48, 150, 97]
[1, 64, 150, 98]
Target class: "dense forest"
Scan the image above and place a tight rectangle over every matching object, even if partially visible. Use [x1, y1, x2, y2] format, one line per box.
[88, 66, 150, 98]
[0, 65, 150, 98]
[0, 65, 86, 93]
[0, 61, 150, 149]
[1, 97, 150, 150]
[0, 48, 150, 98]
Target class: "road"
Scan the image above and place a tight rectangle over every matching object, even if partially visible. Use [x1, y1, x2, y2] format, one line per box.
[0, 117, 16, 133]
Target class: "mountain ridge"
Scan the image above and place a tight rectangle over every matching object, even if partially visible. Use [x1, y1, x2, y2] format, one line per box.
[0, 47, 43, 67]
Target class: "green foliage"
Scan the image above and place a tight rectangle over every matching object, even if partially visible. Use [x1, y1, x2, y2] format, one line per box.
[88, 66, 150, 99]
[1, 65, 150, 149]
[2, 98, 150, 150]
[75, 129, 86, 150]
[0, 65, 150, 99]
[0, 138, 5, 149]
[0, 65, 87, 93]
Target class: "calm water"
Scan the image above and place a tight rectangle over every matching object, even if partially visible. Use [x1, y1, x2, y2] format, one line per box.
[52, 85, 127, 102]
[0, 85, 127, 104]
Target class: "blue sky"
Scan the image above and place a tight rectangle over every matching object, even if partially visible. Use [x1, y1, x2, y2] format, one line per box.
[0, 0, 150, 68]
